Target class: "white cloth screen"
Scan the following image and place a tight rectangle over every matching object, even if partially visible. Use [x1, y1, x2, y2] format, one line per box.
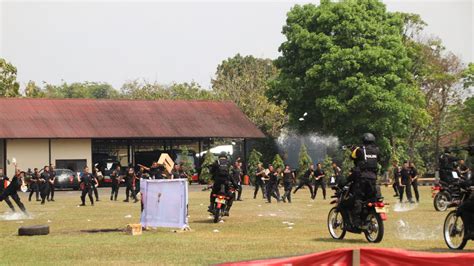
[140, 179, 188, 229]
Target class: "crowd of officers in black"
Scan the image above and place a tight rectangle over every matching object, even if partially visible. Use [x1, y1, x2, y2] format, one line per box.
[0, 162, 191, 211]
[253, 162, 343, 203]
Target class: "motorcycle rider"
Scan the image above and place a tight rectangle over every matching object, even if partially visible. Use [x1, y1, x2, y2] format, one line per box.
[347, 133, 380, 229]
[208, 152, 238, 213]
[439, 147, 460, 183]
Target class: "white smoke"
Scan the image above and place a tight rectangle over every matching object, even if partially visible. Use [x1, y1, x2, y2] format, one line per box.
[392, 202, 418, 212]
[276, 128, 339, 167]
[396, 219, 442, 240]
[0, 211, 32, 221]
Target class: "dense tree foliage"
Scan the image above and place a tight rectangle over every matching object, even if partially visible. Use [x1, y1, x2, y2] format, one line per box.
[0, 58, 20, 97]
[212, 54, 287, 138]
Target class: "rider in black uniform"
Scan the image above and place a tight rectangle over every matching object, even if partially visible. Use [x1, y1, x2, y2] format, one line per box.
[208, 152, 237, 213]
[347, 133, 380, 228]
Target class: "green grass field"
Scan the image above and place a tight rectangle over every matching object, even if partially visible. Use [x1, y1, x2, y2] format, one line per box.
[0, 185, 472, 265]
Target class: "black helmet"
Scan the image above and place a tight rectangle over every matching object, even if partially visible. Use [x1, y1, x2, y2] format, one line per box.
[218, 152, 228, 159]
[362, 133, 375, 144]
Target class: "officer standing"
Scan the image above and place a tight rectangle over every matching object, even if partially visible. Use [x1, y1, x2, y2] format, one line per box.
[392, 161, 400, 197]
[331, 162, 342, 187]
[47, 165, 56, 202]
[0, 167, 15, 211]
[110, 165, 121, 201]
[293, 163, 315, 199]
[123, 167, 137, 203]
[92, 167, 100, 202]
[253, 163, 266, 199]
[79, 166, 94, 206]
[399, 161, 414, 203]
[409, 162, 420, 203]
[231, 161, 243, 201]
[347, 133, 380, 228]
[39, 166, 51, 205]
[28, 168, 40, 202]
[282, 165, 295, 203]
[312, 163, 326, 200]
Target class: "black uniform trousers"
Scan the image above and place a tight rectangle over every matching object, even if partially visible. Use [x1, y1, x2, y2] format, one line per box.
[293, 179, 314, 198]
[29, 183, 40, 201]
[0, 189, 26, 213]
[253, 178, 266, 199]
[125, 182, 136, 201]
[40, 182, 50, 204]
[0, 188, 15, 211]
[411, 179, 420, 202]
[399, 181, 413, 203]
[111, 180, 119, 200]
[47, 182, 55, 201]
[313, 179, 326, 200]
[282, 181, 293, 203]
[92, 185, 99, 201]
[81, 186, 94, 205]
[236, 183, 242, 200]
[265, 182, 280, 203]
[392, 178, 400, 196]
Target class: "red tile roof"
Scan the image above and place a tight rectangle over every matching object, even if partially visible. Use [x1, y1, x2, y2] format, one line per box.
[0, 98, 265, 139]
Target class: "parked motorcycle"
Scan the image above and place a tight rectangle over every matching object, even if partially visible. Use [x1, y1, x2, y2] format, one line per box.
[432, 180, 462, 212]
[327, 182, 388, 243]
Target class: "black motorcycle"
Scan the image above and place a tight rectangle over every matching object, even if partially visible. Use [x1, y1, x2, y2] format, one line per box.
[327, 182, 388, 243]
[433, 180, 462, 212]
[443, 185, 474, 250]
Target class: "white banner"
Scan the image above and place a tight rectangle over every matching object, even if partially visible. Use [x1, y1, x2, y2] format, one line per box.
[140, 179, 188, 229]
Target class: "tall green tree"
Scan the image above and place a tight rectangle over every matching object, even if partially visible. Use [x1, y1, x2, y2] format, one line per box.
[269, 0, 426, 167]
[297, 144, 312, 179]
[212, 54, 287, 137]
[200, 151, 216, 184]
[0, 58, 20, 97]
[272, 154, 285, 171]
[178, 146, 194, 178]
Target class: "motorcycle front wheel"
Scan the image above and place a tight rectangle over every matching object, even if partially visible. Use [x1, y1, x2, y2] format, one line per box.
[364, 211, 384, 243]
[434, 192, 450, 212]
[444, 210, 467, 250]
[327, 207, 346, 240]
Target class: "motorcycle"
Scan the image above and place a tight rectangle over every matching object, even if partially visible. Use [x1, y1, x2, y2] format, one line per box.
[327, 182, 388, 243]
[432, 180, 462, 212]
[210, 184, 235, 223]
[443, 185, 474, 250]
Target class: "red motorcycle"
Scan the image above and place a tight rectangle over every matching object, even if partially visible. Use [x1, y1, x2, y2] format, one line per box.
[211, 185, 235, 223]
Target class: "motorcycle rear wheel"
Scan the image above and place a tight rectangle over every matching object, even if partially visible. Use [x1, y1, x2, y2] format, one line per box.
[444, 210, 467, 250]
[434, 192, 450, 212]
[327, 207, 346, 240]
[364, 212, 384, 243]
[213, 207, 221, 223]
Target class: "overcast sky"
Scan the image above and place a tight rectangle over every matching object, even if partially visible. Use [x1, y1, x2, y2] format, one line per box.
[1, 0, 473, 89]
